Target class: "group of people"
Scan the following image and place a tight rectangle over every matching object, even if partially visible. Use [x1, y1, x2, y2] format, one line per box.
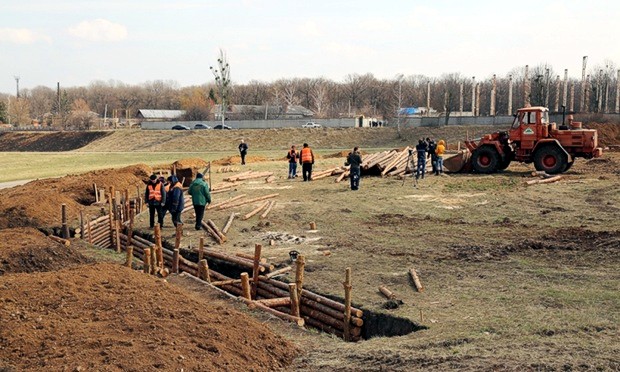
[412, 137, 446, 180]
[145, 172, 211, 231]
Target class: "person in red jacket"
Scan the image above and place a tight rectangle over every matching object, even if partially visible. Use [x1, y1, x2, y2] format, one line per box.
[299, 143, 315, 181]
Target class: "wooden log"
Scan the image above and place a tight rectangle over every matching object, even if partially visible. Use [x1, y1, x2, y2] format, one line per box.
[289, 283, 300, 318]
[210, 279, 242, 286]
[243, 201, 269, 220]
[379, 285, 396, 299]
[252, 297, 291, 308]
[240, 272, 251, 300]
[309, 221, 317, 230]
[235, 252, 267, 264]
[108, 194, 115, 248]
[251, 243, 262, 299]
[143, 248, 151, 274]
[206, 220, 226, 242]
[197, 249, 266, 272]
[526, 175, 563, 185]
[260, 201, 275, 219]
[61, 204, 70, 239]
[343, 267, 352, 341]
[335, 171, 349, 183]
[48, 235, 70, 246]
[265, 266, 292, 278]
[114, 220, 121, 253]
[248, 301, 304, 327]
[154, 224, 164, 270]
[295, 255, 306, 299]
[530, 170, 549, 177]
[221, 212, 237, 234]
[409, 267, 424, 292]
[218, 193, 279, 210]
[79, 210, 85, 239]
[174, 223, 184, 249]
[125, 246, 134, 267]
[93, 183, 99, 203]
[202, 221, 224, 245]
[198, 259, 210, 282]
[225, 171, 274, 182]
[207, 194, 247, 210]
[265, 175, 276, 183]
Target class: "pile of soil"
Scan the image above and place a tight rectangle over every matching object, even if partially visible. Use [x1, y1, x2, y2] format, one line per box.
[0, 228, 91, 275]
[213, 155, 270, 166]
[0, 164, 151, 229]
[173, 157, 208, 170]
[586, 123, 620, 147]
[0, 131, 110, 151]
[0, 263, 297, 371]
[324, 149, 369, 158]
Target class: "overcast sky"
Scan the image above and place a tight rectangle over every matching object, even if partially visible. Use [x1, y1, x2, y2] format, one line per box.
[1, 0, 619, 95]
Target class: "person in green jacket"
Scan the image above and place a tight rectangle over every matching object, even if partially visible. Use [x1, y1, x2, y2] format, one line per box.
[188, 173, 211, 230]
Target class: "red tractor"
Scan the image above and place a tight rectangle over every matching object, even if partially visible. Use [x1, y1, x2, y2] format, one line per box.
[448, 106, 603, 174]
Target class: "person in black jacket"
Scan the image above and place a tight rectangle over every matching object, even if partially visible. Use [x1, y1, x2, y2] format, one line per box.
[345, 147, 363, 190]
[426, 137, 437, 175]
[238, 140, 248, 165]
[415, 139, 428, 180]
[166, 175, 185, 227]
[286, 145, 298, 179]
[144, 174, 166, 228]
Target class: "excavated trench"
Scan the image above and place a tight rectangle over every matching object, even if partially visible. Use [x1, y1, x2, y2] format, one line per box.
[133, 230, 426, 340]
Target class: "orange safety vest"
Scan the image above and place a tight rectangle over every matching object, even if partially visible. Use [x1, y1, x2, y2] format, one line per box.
[147, 183, 163, 202]
[301, 147, 313, 163]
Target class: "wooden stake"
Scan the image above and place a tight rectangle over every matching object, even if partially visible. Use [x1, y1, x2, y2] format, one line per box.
[79, 210, 85, 239]
[99, 188, 106, 205]
[309, 221, 317, 230]
[343, 267, 352, 342]
[240, 272, 252, 300]
[289, 283, 300, 318]
[174, 223, 183, 249]
[295, 255, 306, 299]
[251, 243, 262, 299]
[49, 235, 70, 246]
[172, 249, 180, 274]
[252, 297, 291, 308]
[94, 183, 99, 203]
[198, 259, 211, 282]
[206, 220, 226, 242]
[127, 207, 135, 248]
[409, 268, 424, 292]
[125, 246, 133, 268]
[265, 266, 292, 279]
[202, 221, 224, 244]
[61, 204, 70, 239]
[198, 236, 204, 261]
[108, 195, 114, 248]
[143, 247, 151, 274]
[86, 215, 93, 244]
[114, 220, 121, 253]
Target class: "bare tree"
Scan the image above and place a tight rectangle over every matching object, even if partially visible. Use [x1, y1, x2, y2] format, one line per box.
[210, 49, 232, 125]
[310, 78, 331, 118]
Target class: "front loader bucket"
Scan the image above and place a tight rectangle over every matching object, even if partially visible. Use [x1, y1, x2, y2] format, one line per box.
[443, 150, 472, 173]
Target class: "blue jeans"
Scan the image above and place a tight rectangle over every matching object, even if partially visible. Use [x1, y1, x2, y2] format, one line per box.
[350, 168, 360, 190]
[288, 162, 297, 178]
[436, 157, 443, 174]
[416, 157, 426, 179]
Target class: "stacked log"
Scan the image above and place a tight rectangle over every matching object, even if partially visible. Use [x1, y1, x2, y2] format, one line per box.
[224, 171, 274, 182]
[81, 215, 112, 248]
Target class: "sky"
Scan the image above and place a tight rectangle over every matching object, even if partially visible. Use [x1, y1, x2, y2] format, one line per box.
[1, 0, 619, 95]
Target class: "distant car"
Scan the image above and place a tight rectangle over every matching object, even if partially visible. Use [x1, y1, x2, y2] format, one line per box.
[194, 123, 212, 130]
[302, 122, 321, 128]
[171, 124, 190, 130]
[213, 124, 233, 130]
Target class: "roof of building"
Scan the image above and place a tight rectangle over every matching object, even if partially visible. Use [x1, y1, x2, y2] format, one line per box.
[137, 109, 186, 119]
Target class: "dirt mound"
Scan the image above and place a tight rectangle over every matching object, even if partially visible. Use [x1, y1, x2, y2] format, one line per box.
[0, 164, 151, 229]
[213, 155, 270, 166]
[324, 150, 369, 158]
[0, 131, 111, 151]
[0, 263, 297, 371]
[173, 157, 208, 169]
[586, 123, 620, 146]
[0, 228, 91, 275]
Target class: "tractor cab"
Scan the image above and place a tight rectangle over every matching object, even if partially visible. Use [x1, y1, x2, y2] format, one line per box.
[509, 106, 552, 145]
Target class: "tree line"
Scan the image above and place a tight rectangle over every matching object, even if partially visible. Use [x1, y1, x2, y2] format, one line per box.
[1, 60, 618, 129]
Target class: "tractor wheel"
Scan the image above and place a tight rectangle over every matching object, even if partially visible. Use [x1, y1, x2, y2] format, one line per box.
[534, 146, 567, 174]
[497, 157, 511, 171]
[563, 160, 574, 172]
[472, 147, 499, 174]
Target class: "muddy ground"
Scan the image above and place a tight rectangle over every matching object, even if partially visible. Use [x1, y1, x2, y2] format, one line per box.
[0, 126, 619, 370]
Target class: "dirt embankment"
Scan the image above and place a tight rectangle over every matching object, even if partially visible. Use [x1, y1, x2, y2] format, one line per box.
[0, 262, 297, 371]
[0, 164, 151, 229]
[0, 131, 111, 151]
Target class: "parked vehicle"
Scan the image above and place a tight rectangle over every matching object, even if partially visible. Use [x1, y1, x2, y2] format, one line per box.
[213, 124, 233, 130]
[194, 123, 212, 130]
[302, 122, 321, 128]
[171, 124, 190, 130]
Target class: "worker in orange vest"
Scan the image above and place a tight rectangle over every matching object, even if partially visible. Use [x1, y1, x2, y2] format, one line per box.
[145, 174, 167, 228]
[299, 143, 315, 181]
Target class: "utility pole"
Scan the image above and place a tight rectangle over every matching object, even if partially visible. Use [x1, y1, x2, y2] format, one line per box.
[580, 56, 588, 112]
[554, 75, 560, 112]
[490, 74, 496, 116]
[459, 81, 464, 115]
[524, 65, 531, 107]
[508, 75, 513, 115]
[14, 76, 20, 98]
[471, 76, 476, 115]
[426, 81, 431, 116]
[562, 69, 568, 108]
[545, 68, 550, 108]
